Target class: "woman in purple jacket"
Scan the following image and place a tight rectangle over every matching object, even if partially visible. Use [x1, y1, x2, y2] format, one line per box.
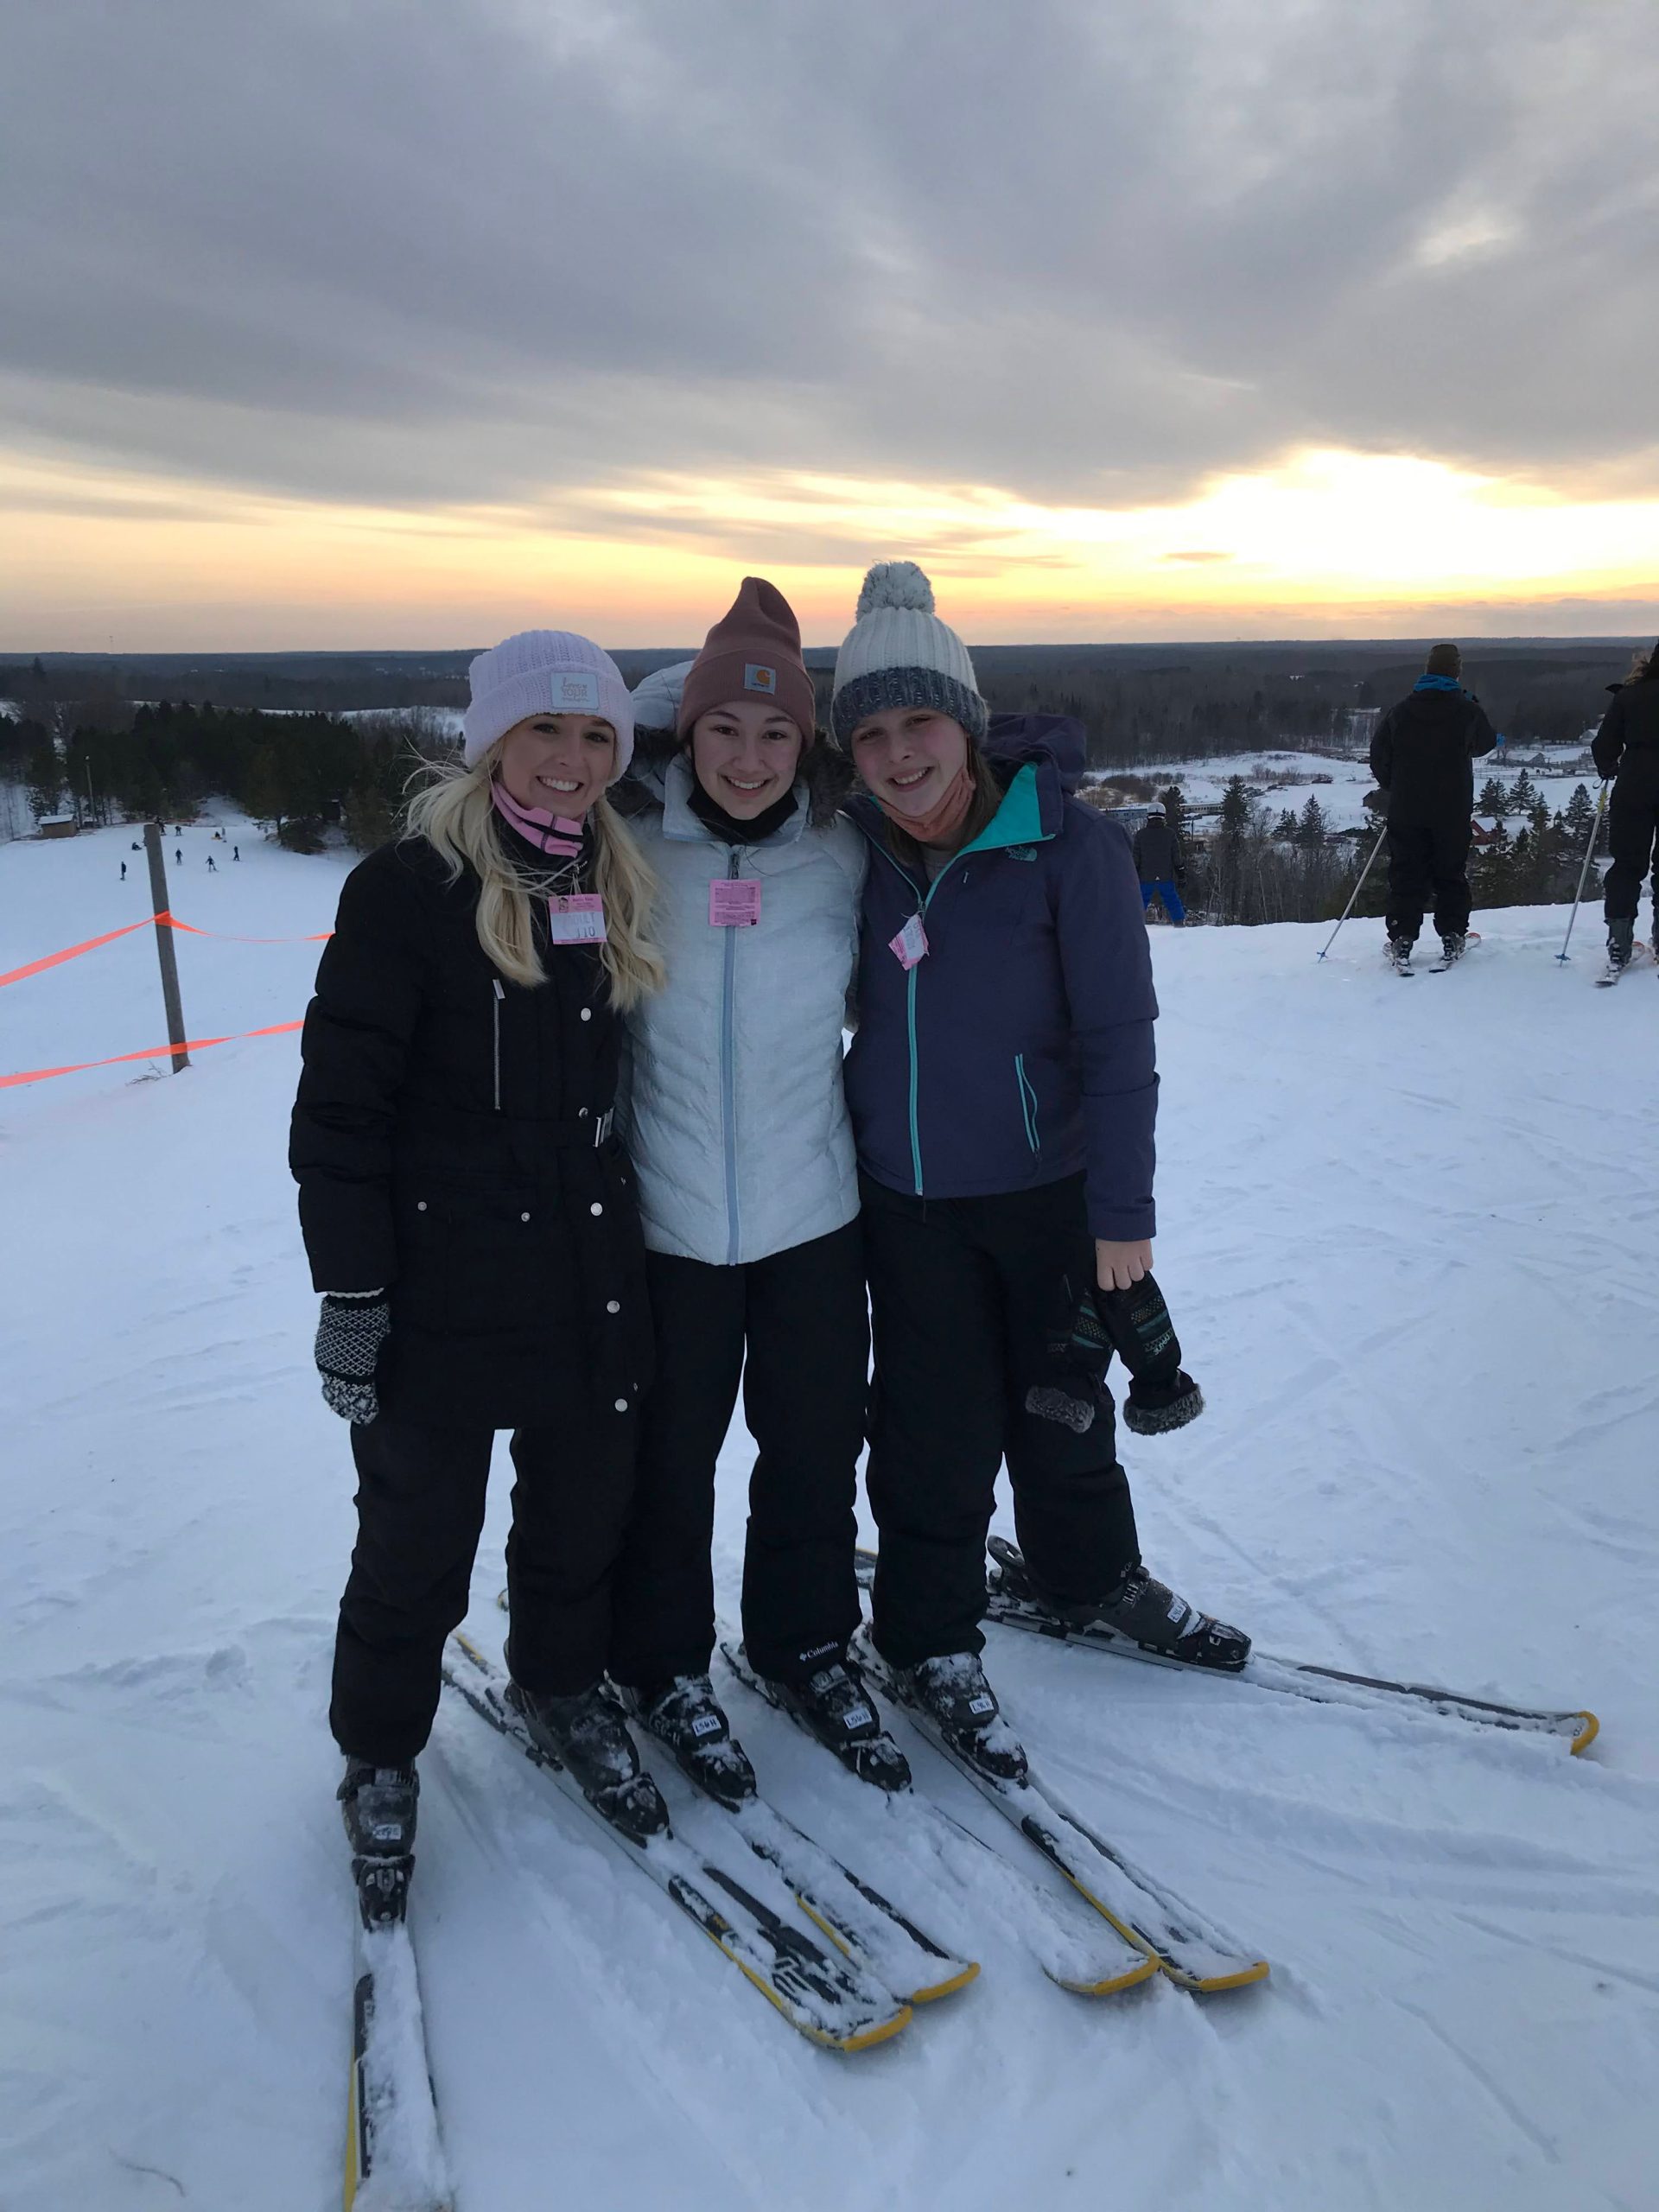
[836, 562, 1247, 1783]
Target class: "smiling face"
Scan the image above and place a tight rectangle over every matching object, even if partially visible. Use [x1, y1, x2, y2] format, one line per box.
[689, 697, 804, 820]
[495, 713, 617, 817]
[848, 705, 969, 821]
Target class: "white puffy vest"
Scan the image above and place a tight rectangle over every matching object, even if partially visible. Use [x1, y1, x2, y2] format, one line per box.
[623, 753, 866, 1266]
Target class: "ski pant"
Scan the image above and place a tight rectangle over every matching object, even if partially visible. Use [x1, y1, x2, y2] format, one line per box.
[607, 1220, 868, 1692]
[331, 1407, 637, 1765]
[1603, 751, 1659, 925]
[861, 1171, 1141, 1669]
[1141, 880, 1186, 924]
[1384, 819, 1473, 944]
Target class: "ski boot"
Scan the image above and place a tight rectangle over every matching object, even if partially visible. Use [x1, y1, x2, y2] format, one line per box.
[1076, 1565, 1250, 1670]
[506, 1677, 670, 1843]
[1607, 917, 1634, 972]
[626, 1673, 756, 1811]
[339, 1760, 417, 1925]
[760, 1647, 912, 1791]
[877, 1641, 1028, 1786]
[1386, 935, 1414, 973]
[1438, 931, 1468, 965]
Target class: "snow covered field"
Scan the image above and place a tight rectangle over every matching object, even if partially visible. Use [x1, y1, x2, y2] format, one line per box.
[1106, 747, 1602, 833]
[3, 819, 1657, 2212]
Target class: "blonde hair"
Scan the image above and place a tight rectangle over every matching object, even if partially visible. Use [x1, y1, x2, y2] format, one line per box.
[403, 747, 664, 1009]
[1626, 650, 1652, 685]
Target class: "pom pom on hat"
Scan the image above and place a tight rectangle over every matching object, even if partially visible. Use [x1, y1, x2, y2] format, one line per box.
[832, 558, 987, 747]
[856, 561, 936, 618]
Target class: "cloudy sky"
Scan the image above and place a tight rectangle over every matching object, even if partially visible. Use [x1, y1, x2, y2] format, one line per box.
[4, 0, 1657, 647]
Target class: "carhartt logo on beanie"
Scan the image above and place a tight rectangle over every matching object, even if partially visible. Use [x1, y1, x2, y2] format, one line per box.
[463, 630, 635, 778]
[676, 577, 817, 745]
[831, 561, 988, 747]
[1424, 643, 1462, 678]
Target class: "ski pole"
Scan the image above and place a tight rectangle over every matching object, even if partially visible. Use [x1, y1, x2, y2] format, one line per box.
[1555, 783, 1609, 963]
[1317, 822, 1389, 961]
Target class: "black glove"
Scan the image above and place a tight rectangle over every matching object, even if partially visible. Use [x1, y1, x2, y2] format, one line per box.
[1024, 1279, 1116, 1434]
[1096, 1272, 1205, 1437]
[315, 1291, 391, 1425]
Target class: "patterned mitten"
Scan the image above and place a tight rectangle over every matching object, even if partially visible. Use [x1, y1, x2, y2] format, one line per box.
[315, 1292, 390, 1425]
[1096, 1273, 1204, 1436]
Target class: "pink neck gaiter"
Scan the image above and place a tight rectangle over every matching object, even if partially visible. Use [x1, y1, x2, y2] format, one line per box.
[879, 760, 976, 851]
[492, 779, 588, 859]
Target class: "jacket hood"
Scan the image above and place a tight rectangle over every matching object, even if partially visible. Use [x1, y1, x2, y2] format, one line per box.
[982, 711, 1088, 795]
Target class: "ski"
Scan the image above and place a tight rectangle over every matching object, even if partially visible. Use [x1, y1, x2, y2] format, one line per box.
[862, 1541, 1596, 1756]
[441, 1634, 910, 2051]
[346, 1872, 453, 2212]
[1426, 929, 1481, 973]
[1593, 943, 1649, 987]
[486, 1591, 974, 2002]
[722, 1640, 1162, 1999]
[709, 1787, 978, 2005]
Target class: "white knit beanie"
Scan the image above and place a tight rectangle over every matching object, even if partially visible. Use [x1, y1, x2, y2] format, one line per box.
[462, 630, 634, 779]
[830, 561, 987, 746]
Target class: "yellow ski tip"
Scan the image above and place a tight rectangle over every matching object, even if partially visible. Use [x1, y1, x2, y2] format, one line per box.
[1053, 1954, 1160, 1997]
[830, 2003, 913, 2052]
[1160, 1955, 1271, 1994]
[908, 1958, 982, 2003]
[1569, 1711, 1599, 1755]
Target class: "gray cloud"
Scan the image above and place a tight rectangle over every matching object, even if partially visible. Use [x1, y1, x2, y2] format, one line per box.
[3, 0, 1657, 519]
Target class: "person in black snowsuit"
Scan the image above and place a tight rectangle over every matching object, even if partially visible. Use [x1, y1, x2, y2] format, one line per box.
[1370, 642, 1497, 964]
[1131, 808, 1185, 924]
[207, 854, 216, 872]
[290, 628, 670, 1898]
[119, 861, 126, 880]
[174, 848, 181, 864]
[232, 845, 240, 861]
[1592, 645, 1659, 971]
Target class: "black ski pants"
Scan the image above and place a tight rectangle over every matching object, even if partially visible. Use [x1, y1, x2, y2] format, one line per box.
[331, 1408, 636, 1765]
[861, 1172, 1140, 1669]
[1603, 751, 1659, 926]
[607, 1220, 868, 1692]
[1384, 819, 1473, 944]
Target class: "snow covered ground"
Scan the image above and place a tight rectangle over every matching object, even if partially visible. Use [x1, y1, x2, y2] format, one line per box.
[3, 819, 1658, 2212]
[1103, 747, 1602, 833]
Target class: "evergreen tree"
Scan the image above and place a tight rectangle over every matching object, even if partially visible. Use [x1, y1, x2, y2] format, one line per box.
[1512, 768, 1535, 808]
[1563, 783, 1594, 842]
[1297, 795, 1328, 847]
[1219, 774, 1252, 839]
[1478, 776, 1506, 815]
[1274, 807, 1299, 840]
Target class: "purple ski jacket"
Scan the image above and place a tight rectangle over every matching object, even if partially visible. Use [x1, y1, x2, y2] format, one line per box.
[843, 715, 1159, 1242]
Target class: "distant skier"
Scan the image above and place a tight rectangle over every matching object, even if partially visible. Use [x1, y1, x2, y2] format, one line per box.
[1592, 641, 1659, 973]
[1131, 807, 1185, 925]
[207, 854, 217, 872]
[1370, 643, 1497, 969]
[232, 845, 240, 861]
[130, 841, 141, 852]
[119, 861, 126, 880]
[175, 848, 181, 864]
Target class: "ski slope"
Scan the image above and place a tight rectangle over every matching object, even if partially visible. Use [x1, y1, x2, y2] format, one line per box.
[3, 818, 1657, 2212]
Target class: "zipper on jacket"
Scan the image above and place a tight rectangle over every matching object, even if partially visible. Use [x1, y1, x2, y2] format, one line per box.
[492, 978, 505, 1112]
[721, 849, 742, 1264]
[899, 851, 967, 1198]
[1014, 1052, 1040, 1155]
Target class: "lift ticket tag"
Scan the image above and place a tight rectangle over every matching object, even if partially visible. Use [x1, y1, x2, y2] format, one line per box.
[547, 893, 607, 944]
[889, 912, 928, 968]
[709, 879, 762, 928]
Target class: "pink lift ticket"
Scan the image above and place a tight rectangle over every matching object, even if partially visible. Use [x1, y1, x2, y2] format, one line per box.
[709, 878, 763, 928]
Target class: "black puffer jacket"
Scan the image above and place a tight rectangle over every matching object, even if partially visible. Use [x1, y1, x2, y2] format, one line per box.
[1592, 664, 1659, 780]
[1370, 686, 1497, 827]
[1131, 817, 1178, 881]
[289, 829, 649, 1428]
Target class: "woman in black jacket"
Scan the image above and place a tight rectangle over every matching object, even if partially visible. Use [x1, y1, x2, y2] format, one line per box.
[290, 628, 668, 1903]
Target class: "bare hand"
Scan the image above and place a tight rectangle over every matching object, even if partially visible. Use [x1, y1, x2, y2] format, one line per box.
[1096, 1238, 1152, 1293]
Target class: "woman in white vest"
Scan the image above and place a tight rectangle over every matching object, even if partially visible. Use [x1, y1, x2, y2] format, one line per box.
[607, 577, 909, 1798]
